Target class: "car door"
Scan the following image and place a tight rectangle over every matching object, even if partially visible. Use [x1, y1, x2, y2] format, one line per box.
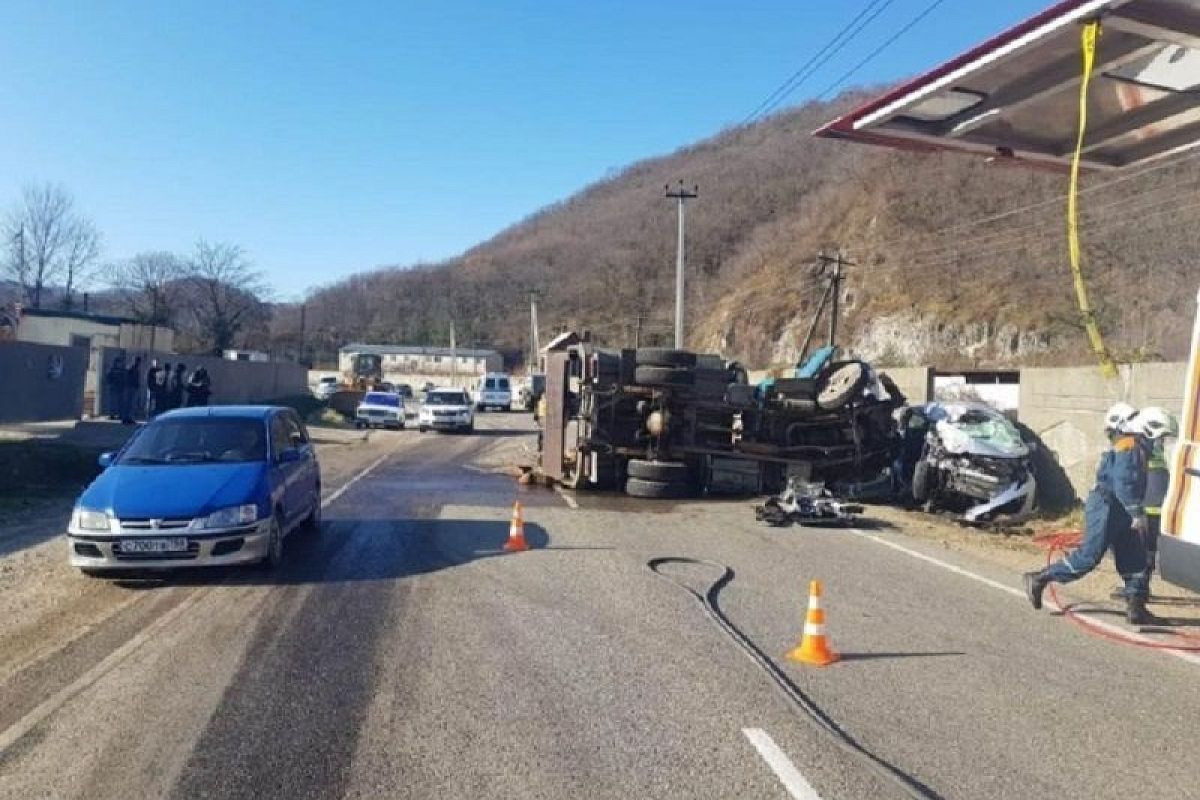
[284, 411, 319, 517]
[268, 413, 300, 528]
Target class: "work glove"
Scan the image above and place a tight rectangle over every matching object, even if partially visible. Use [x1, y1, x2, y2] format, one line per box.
[1131, 515, 1149, 538]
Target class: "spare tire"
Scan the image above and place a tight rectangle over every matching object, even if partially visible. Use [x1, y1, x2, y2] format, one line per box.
[626, 476, 692, 499]
[627, 458, 690, 482]
[634, 366, 695, 387]
[816, 361, 868, 410]
[635, 348, 697, 368]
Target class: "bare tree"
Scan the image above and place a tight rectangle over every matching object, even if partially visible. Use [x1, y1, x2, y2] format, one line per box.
[59, 217, 101, 310]
[1, 184, 102, 309]
[106, 250, 185, 326]
[184, 240, 268, 355]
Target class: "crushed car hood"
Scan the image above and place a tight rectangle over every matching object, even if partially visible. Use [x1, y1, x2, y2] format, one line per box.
[922, 402, 1030, 459]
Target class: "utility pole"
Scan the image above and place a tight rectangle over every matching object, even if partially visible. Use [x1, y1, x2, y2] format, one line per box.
[528, 290, 540, 372]
[634, 313, 643, 348]
[816, 250, 854, 349]
[665, 181, 698, 349]
[299, 303, 307, 366]
[450, 319, 457, 386]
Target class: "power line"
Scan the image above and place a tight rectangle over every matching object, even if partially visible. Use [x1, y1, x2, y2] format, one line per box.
[743, 0, 896, 124]
[817, 0, 951, 100]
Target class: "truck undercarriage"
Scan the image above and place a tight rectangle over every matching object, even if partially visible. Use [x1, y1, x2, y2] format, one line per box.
[540, 341, 905, 499]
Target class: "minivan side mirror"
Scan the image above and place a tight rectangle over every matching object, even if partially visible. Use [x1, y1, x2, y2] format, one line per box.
[98, 452, 115, 469]
[277, 448, 304, 464]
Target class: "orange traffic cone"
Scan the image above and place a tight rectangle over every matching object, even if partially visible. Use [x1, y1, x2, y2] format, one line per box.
[503, 501, 530, 552]
[786, 580, 839, 666]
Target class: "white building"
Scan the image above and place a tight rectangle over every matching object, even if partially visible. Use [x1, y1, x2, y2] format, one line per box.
[338, 343, 504, 387]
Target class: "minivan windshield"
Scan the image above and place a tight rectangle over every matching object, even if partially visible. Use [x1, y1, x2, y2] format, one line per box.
[427, 391, 467, 406]
[118, 418, 267, 464]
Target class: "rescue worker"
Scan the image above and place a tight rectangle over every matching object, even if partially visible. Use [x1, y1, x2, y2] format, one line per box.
[1128, 407, 1179, 592]
[1024, 402, 1155, 625]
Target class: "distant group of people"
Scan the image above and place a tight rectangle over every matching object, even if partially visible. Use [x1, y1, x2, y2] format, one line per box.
[104, 353, 212, 424]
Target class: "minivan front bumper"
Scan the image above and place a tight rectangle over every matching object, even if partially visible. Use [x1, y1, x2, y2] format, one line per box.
[67, 519, 273, 571]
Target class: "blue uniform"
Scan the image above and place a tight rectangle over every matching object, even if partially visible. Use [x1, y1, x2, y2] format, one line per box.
[1044, 435, 1149, 599]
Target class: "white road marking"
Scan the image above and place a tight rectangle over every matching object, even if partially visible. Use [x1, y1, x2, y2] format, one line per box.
[322, 449, 394, 508]
[849, 529, 1200, 667]
[742, 728, 823, 800]
[0, 588, 208, 754]
[554, 485, 579, 510]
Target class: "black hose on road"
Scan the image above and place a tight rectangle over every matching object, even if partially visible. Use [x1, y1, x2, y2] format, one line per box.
[646, 557, 940, 800]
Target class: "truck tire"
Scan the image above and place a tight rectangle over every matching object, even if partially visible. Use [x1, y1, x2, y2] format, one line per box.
[816, 361, 868, 410]
[625, 476, 692, 499]
[635, 348, 697, 368]
[627, 458, 690, 482]
[634, 366, 694, 387]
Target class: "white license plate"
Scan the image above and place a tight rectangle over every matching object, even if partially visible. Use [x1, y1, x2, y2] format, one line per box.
[120, 537, 189, 553]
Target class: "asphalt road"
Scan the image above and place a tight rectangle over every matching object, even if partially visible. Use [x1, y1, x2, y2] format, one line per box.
[1, 412, 1198, 799]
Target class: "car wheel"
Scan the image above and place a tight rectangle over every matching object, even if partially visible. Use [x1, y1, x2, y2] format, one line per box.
[626, 458, 691, 482]
[911, 460, 933, 503]
[625, 476, 692, 499]
[634, 365, 695, 387]
[261, 513, 285, 569]
[303, 495, 322, 534]
[816, 361, 868, 410]
[466, 423, 475, 434]
[419, 425, 427, 433]
[635, 348, 697, 368]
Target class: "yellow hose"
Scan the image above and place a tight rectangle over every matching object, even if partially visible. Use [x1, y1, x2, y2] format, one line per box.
[1068, 20, 1118, 378]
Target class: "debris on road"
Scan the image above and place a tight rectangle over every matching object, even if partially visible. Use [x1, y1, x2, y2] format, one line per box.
[755, 478, 863, 527]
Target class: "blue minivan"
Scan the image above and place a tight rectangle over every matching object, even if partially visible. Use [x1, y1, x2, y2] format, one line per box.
[67, 406, 321, 575]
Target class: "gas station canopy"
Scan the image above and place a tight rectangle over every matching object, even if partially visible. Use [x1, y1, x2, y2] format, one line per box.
[815, 0, 1200, 170]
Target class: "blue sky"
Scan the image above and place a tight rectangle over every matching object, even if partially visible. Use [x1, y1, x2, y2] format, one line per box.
[0, 0, 1052, 299]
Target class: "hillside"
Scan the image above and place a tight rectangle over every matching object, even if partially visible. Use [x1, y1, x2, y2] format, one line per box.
[300, 91, 1200, 369]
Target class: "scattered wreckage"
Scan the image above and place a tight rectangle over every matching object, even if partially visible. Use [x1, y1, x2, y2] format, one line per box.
[897, 402, 1037, 523]
[755, 478, 864, 527]
[535, 334, 1040, 526]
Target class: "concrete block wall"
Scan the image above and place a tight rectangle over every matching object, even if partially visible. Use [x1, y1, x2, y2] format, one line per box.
[0, 341, 90, 423]
[882, 366, 934, 404]
[1018, 362, 1188, 500]
[95, 347, 308, 415]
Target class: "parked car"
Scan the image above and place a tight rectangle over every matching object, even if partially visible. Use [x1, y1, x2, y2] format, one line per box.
[476, 372, 513, 411]
[312, 376, 339, 401]
[395, 383, 414, 400]
[67, 406, 321, 575]
[356, 391, 405, 430]
[899, 401, 1037, 522]
[418, 388, 475, 433]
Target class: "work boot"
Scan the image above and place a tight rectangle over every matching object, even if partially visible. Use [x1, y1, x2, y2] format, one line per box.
[1024, 570, 1049, 611]
[1126, 596, 1155, 626]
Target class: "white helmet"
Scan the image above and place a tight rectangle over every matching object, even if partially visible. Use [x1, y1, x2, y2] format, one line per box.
[1129, 406, 1178, 440]
[1104, 402, 1138, 433]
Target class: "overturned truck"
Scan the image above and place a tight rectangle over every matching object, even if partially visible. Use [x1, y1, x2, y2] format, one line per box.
[539, 341, 906, 499]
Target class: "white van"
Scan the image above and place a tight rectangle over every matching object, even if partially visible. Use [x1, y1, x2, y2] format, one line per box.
[1161, 288, 1200, 592]
[476, 373, 512, 412]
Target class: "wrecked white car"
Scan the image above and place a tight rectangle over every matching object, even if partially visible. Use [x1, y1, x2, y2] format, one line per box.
[899, 402, 1037, 523]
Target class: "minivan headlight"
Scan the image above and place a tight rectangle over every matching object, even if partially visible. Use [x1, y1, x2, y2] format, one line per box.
[73, 508, 111, 532]
[202, 504, 260, 529]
